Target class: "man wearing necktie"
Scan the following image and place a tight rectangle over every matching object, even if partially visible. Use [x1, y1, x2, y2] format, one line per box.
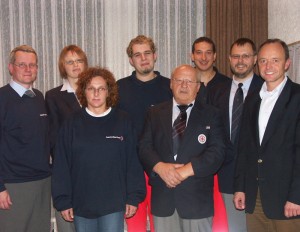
[0, 45, 51, 232]
[209, 38, 263, 232]
[139, 64, 225, 232]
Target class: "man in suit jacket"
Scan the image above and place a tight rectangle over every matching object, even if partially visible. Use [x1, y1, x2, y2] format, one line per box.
[139, 64, 225, 232]
[234, 39, 300, 232]
[209, 38, 263, 232]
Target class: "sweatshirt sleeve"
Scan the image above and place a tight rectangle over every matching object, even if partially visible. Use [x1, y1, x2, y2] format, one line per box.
[125, 118, 146, 206]
[51, 118, 73, 211]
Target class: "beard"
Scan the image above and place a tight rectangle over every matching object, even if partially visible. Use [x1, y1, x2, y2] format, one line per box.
[141, 67, 154, 74]
[231, 64, 253, 79]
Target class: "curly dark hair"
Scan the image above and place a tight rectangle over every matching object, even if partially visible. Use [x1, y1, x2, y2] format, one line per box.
[76, 67, 118, 108]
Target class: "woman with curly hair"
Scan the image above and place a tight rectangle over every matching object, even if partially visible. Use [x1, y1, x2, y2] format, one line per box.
[51, 67, 146, 232]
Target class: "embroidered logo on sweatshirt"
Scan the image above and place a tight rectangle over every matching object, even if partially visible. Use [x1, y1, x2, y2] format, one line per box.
[40, 113, 48, 117]
[106, 136, 124, 141]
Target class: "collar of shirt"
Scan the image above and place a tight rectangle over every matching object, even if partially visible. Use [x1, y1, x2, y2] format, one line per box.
[9, 79, 33, 97]
[259, 76, 287, 100]
[85, 107, 112, 117]
[60, 79, 75, 93]
[232, 74, 254, 97]
[172, 98, 195, 124]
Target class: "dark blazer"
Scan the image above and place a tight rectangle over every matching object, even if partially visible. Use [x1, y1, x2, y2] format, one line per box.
[234, 78, 300, 219]
[139, 100, 225, 219]
[45, 85, 81, 153]
[209, 74, 263, 193]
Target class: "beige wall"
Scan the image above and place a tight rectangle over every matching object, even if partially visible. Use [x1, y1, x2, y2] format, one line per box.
[269, 0, 300, 44]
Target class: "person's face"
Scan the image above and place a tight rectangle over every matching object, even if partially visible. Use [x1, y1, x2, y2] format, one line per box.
[229, 43, 257, 79]
[63, 51, 86, 80]
[85, 76, 108, 113]
[170, 66, 200, 105]
[258, 43, 290, 90]
[8, 51, 38, 89]
[191, 41, 216, 72]
[129, 43, 157, 75]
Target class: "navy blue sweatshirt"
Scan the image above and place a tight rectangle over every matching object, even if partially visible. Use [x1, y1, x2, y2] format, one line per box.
[117, 71, 172, 137]
[0, 84, 51, 192]
[52, 108, 146, 218]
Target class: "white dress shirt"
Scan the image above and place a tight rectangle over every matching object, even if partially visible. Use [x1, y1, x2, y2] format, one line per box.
[258, 76, 287, 144]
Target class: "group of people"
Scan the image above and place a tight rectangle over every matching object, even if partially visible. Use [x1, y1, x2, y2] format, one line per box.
[0, 34, 299, 232]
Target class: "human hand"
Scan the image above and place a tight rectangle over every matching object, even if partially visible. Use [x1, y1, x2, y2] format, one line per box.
[61, 208, 74, 222]
[153, 162, 184, 188]
[284, 201, 300, 218]
[125, 204, 137, 218]
[175, 162, 194, 180]
[233, 192, 245, 210]
[0, 190, 12, 210]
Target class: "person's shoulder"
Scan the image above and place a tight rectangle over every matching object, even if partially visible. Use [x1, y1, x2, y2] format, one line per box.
[111, 107, 135, 125]
[117, 75, 133, 85]
[155, 99, 171, 107]
[159, 76, 171, 86]
[156, 72, 169, 80]
[45, 85, 64, 101]
[32, 88, 44, 98]
[215, 72, 231, 82]
[209, 76, 232, 100]
[45, 85, 63, 96]
[149, 100, 172, 114]
[287, 79, 300, 96]
[0, 85, 13, 104]
[193, 100, 222, 116]
[252, 74, 264, 85]
[0, 84, 11, 94]
[114, 107, 130, 117]
[66, 108, 85, 123]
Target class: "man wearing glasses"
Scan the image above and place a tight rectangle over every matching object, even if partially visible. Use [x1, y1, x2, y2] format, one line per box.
[117, 35, 172, 232]
[0, 45, 51, 232]
[139, 64, 225, 232]
[209, 38, 263, 231]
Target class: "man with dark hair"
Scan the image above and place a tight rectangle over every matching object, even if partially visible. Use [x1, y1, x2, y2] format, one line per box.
[117, 35, 172, 232]
[210, 38, 263, 231]
[0, 45, 51, 232]
[234, 39, 300, 231]
[191, 36, 230, 104]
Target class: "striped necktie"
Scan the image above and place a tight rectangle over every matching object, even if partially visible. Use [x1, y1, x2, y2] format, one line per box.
[231, 83, 244, 143]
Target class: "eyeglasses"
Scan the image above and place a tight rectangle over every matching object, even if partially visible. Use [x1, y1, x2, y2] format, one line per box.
[65, 59, 84, 65]
[172, 78, 199, 85]
[230, 54, 255, 60]
[14, 63, 38, 69]
[86, 87, 108, 94]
